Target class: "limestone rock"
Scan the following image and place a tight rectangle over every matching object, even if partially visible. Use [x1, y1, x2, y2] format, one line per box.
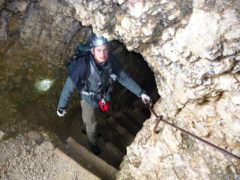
[0, 130, 5, 141]
[0, 0, 240, 179]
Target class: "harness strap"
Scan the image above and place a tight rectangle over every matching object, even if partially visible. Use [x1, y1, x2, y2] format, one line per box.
[80, 91, 96, 96]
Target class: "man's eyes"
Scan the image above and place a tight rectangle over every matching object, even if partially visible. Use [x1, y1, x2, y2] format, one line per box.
[97, 49, 108, 52]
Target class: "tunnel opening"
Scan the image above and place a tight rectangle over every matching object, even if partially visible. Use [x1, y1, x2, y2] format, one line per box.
[56, 39, 160, 169]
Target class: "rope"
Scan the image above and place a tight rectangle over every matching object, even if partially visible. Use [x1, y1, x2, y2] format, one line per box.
[148, 104, 240, 160]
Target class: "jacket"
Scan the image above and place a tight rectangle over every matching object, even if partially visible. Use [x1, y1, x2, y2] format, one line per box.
[58, 52, 144, 108]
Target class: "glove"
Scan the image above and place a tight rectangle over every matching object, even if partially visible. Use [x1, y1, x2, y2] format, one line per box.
[141, 93, 152, 105]
[109, 74, 117, 84]
[57, 108, 67, 117]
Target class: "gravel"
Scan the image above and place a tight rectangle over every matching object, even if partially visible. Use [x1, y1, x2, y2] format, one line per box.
[0, 130, 72, 180]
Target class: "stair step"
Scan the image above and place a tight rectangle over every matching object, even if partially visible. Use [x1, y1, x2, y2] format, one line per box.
[98, 138, 124, 168]
[113, 112, 141, 135]
[107, 117, 135, 141]
[54, 148, 100, 180]
[123, 108, 147, 126]
[67, 117, 124, 168]
[65, 137, 118, 180]
[99, 117, 135, 153]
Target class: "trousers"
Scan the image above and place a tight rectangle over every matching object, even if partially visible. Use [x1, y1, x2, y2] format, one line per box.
[80, 99, 98, 146]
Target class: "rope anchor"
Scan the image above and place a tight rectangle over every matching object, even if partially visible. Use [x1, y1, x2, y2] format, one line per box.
[147, 103, 240, 161]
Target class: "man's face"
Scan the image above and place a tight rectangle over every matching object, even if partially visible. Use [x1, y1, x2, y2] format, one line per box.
[92, 44, 109, 64]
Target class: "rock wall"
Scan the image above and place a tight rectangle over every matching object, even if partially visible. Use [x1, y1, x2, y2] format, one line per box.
[0, 0, 240, 179]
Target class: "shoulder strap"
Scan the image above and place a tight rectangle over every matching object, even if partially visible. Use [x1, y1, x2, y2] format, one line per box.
[82, 55, 90, 83]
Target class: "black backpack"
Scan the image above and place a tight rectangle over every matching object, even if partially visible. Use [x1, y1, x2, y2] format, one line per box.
[66, 43, 90, 74]
[66, 43, 91, 87]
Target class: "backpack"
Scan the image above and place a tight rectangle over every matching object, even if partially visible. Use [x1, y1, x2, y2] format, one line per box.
[66, 43, 90, 73]
[66, 43, 91, 87]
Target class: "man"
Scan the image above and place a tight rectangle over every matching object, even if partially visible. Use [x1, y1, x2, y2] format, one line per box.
[57, 35, 151, 155]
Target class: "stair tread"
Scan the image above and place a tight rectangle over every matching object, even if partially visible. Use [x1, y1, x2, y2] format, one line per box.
[65, 137, 118, 180]
[98, 117, 135, 153]
[54, 148, 100, 180]
[122, 108, 147, 126]
[113, 112, 141, 135]
[108, 117, 135, 139]
[97, 116, 134, 139]
[98, 138, 124, 168]
[67, 118, 125, 168]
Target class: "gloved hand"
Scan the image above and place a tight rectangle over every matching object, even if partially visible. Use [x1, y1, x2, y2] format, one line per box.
[57, 108, 67, 117]
[141, 93, 152, 105]
[109, 74, 117, 84]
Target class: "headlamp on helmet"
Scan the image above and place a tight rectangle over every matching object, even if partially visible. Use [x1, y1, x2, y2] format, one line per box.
[90, 36, 108, 48]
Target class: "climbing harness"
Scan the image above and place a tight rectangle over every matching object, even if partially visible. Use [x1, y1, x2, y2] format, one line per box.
[98, 75, 116, 112]
[147, 103, 240, 160]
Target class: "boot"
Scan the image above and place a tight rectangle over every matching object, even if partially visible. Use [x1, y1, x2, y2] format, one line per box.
[88, 142, 101, 155]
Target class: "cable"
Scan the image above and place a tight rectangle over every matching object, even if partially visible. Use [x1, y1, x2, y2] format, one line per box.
[148, 104, 240, 160]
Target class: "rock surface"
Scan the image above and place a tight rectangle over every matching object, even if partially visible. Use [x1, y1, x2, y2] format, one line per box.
[0, 0, 240, 179]
[0, 131, 86, 180]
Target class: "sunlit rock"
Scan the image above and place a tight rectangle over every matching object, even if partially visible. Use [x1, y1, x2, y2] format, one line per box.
[128, 0, 144, 18]
[35, 79, 54, 92]
[0, 130, 5, 141]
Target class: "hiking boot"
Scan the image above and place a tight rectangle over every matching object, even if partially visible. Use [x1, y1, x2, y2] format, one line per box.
[81, 128, 87, 134]
[89, 144, 101, 155]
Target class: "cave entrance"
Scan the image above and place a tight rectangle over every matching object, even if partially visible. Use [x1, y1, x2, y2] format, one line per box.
[57, 40, 159, 169]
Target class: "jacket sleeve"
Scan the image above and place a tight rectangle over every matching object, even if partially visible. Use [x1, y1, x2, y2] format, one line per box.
[111, 56, 144, 97]
[57, 76, 76, 109]
[117, 70, 144, 97]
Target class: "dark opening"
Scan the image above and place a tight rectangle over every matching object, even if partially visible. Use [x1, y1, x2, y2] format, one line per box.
[57, 40, 160, 169]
